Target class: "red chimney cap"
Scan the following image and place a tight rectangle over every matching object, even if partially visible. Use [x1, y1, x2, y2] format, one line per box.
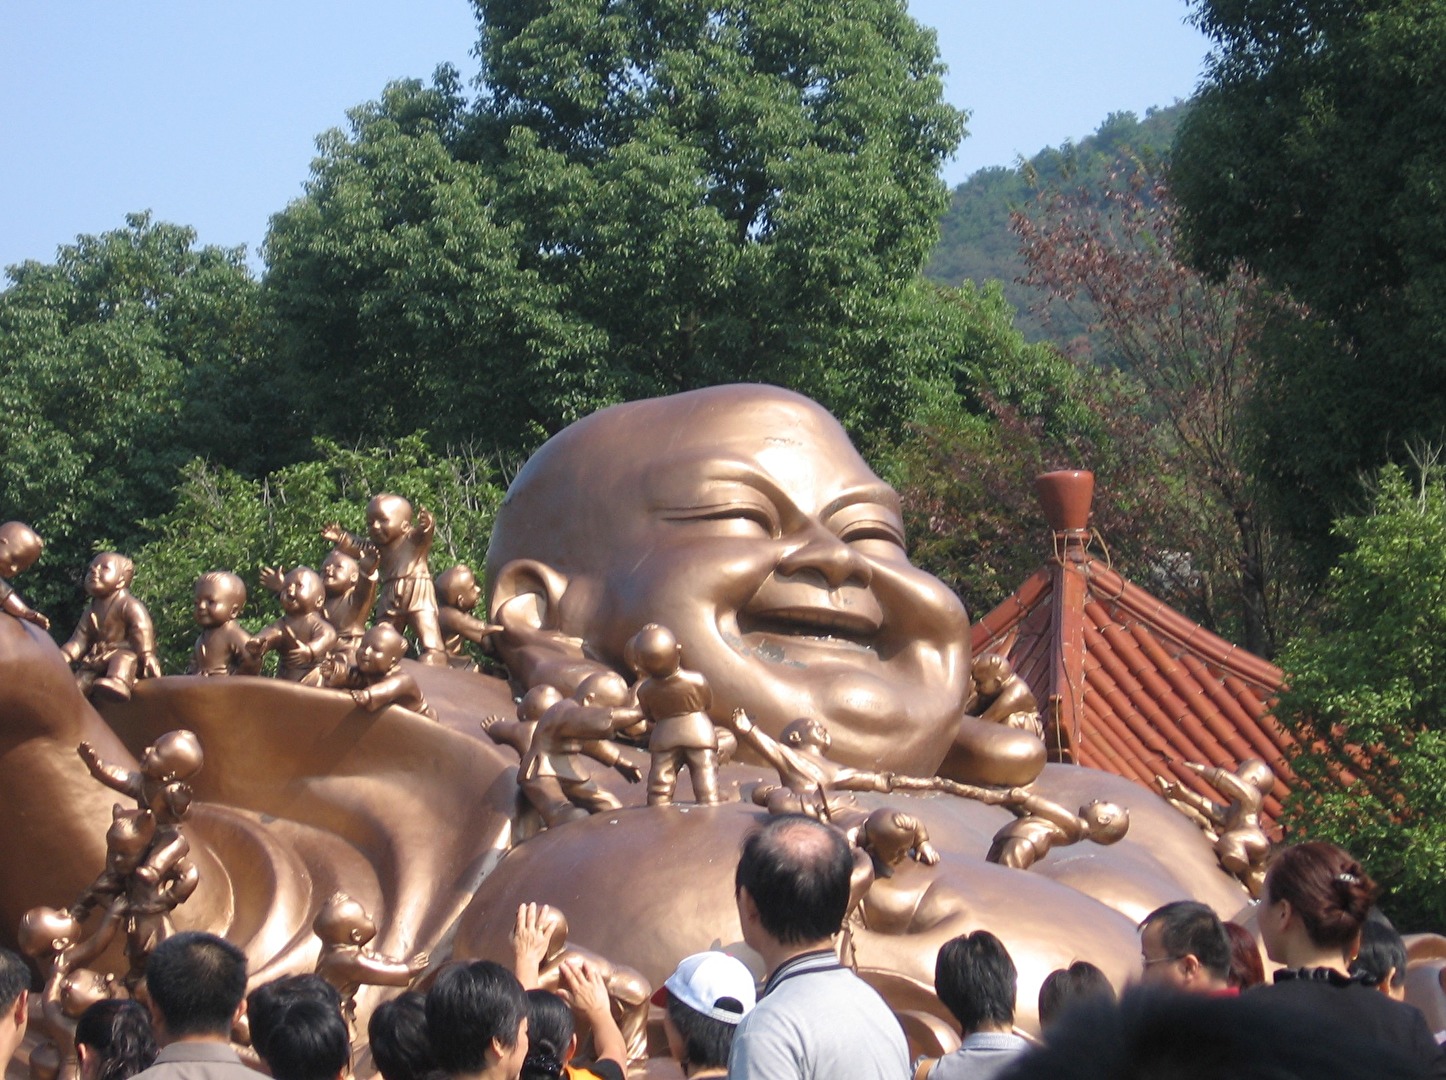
[1035, 470, 1095, 533]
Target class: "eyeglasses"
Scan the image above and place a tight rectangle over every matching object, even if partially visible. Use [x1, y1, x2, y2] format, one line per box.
[1141, 955, 1182, 968]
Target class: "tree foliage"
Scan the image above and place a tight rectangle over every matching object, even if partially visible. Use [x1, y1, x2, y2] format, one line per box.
[1013, 165, 1310, 655]
[0, 213, 268, 626]
[1274, 459, 1446, 930]
[264, 0, 974, 449]
[133, 435, 505, 671]
[1174, 0, 1446, 566]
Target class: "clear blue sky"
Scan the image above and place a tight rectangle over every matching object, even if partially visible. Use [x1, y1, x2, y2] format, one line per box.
[0, 1, 1209, 274]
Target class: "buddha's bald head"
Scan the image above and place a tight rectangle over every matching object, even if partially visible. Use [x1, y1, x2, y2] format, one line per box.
[486, 384, 970, 773]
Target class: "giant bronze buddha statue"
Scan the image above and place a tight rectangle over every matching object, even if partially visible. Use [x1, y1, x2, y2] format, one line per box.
[0, 385, 1250, 1035]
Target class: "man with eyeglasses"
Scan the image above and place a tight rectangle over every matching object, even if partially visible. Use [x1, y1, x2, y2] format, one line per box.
[1138, 901, 1234, 995]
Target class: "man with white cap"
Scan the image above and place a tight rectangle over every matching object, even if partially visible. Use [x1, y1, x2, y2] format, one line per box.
[653, 951, 756, 1078]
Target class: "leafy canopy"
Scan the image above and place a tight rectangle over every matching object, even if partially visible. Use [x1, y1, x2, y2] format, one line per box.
[1275, 459, 1446, 929]
[1173, 0, 1446, 565]
[263, 0, 972, 449]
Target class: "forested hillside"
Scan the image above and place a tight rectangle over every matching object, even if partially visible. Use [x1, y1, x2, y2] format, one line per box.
[926, 104, 1186, 346]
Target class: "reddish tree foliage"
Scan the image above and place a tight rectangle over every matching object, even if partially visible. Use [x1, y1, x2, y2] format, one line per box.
[1007, 164, 1307, 656]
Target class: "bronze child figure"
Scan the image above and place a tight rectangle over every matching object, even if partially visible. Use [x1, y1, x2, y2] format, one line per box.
[60, 552, 161, 701]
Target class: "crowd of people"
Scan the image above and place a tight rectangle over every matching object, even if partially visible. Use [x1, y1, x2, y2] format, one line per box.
[1, 824, 1442, 1080]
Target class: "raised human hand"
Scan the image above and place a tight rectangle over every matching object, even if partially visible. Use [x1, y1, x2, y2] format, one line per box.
[510, 902, 551, 989]
[558, 955, 610, 1023]
[258, 566, 286, 594]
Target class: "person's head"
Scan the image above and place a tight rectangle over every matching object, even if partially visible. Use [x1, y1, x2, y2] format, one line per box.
[735, 815, 852, 952]
[653, 952, 755, 1075]
[255, 998, 349, 1080]
[437, 566, 482, 611]
[312, 893, 378, 947]
[1351, 911, 1409, 1001]
[143, 931, 248, 1041]
[368, 495, 414, 547]
[426, 961, 528, 1079]
[1138, 902, 1231, 992]
[934, 931, 1017, 1034]
[1260, 841, 1377, 963]
[1003, 986, 1427, 1080]
[141, 729, 204, 782]
[193, 572, 246, 629]
[368, 991, 438, 1080]
[1038, 961, 1114, 1030]
[85, 553, 133, 598]
[357, 625, 409, 676]
[75, 998, 156, 1080]
[0, 947, 29, 1069]
[1222, 922, 1265, 990]
[1080, 801, 1128, 845]
[281, 567, 326, 615]
[246, 975, 343, 1062]
[0, 521, 44, 578]
[484, 385, 972, 776]
[519, 990, 573, 1080]
[321, 550, 361, 597]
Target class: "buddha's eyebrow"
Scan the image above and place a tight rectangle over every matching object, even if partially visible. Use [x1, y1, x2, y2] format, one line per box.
[820, 486, 902, 522]
[645, 456, 793, 511]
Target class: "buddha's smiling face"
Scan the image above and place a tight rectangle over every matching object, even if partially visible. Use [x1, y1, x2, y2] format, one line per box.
[488, 386, 971, 773]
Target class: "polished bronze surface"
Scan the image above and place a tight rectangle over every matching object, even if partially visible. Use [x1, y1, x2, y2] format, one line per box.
[188, 572, 257, 677]
[60, 553, 161, 702]
[435, 565, 498, 670]
[249, 566, 337, 683]
[967, 654, 1044, 741]
[0, 521, 49, 630]
[313, 892, 428, 1031]
[320, 624, 438, 721]
[1156, 759, 1273, 897]
[0, 384, 1266, 1053]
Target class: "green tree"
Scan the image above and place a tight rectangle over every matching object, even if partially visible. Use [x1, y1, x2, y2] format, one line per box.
[134, 434, 505, 671]
[1173, 0, 1446, 569]
[1273, 458, 1446, 929]
[0, 213, 268, 625]
[264, 0, 970, 448]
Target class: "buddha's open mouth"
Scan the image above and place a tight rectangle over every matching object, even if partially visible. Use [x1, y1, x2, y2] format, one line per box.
[737, 606, 882, 654]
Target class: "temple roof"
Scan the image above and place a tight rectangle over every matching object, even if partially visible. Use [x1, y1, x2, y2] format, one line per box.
[969, 471, 1294, 830]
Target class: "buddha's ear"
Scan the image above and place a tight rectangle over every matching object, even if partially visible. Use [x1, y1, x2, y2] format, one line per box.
[488, 559, 573, 631]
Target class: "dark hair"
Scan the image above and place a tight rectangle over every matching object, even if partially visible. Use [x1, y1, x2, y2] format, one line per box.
[259, 998, 349, 1080]
[0, 948, 26, 1013]
[1264, 841, 1377, 948]
[521, 990, 572, 1080]
[1351, 911, 1408, 989]
[144, 932, 247, 1037]
[426, 961, 526, 1076]
[74, 999, 157, 1080]
[735, 815, 852, 945]
[247, 975, 342, 1060]
[1222, 922, 1265, 990]
[934, 931, 1016, 1032]
[369, 992, 439, 1080]
[665, 992, 739, 1071]
[1140, 901, 1231, 981]
[1038, 962, 1114, 1029]
[1004, 987, 1426, 1080]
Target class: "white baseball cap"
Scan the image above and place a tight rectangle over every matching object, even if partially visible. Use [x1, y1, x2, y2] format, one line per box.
[651, 951, 757, 1024]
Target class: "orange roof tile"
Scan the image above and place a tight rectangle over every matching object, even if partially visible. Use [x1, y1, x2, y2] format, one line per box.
[970, 472, 1291, 834]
